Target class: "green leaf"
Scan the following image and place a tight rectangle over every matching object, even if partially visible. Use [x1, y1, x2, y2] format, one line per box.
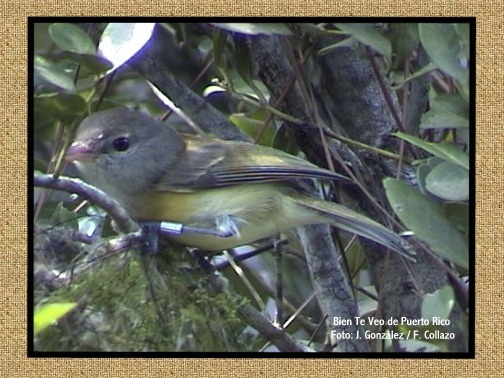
[296, 23, 332, 37]
[420, 91, 470, 130]
[334, 23, 392, 65]
[212, 27, 228, 71]
[234, 39, 256, 93]
[49, 23, 96, 55]
[444, 202, 470, 233]
[387, 23, 420, 71]
[230, 77, 269, 102]
[416, 161, 431, 196]
[317, 37, 355, 56]
[211, 23, 292, 36]
[454, 23, 470, 46]
[34, 302, 77, 335]
[431, 92, 469, 118]
[384, 178, 469, 269]
[394, 132, 469, 170]
[34, 93, 87, 122]
[50, 202, 79, 229]
[416, 157, 444, 197]
[456, 127, 471, 150]
[229, 111, 275, 143]
[425, 161, 469, 201]
[390, 62, 437, 90]
[34, 55, 75, 93]
[60, 51, 113, 74]
[98, 23, 156, 74]
[421, 285, 455, 321]
[272, 124, 300, 156]
[420, 109, 469, 130]
[419, 23, 469, 96]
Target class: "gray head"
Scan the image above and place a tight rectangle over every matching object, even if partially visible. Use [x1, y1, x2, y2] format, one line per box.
[66, 107, 185, 200]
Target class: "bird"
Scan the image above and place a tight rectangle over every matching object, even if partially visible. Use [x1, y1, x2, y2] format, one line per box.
[65, 107, 414, 261]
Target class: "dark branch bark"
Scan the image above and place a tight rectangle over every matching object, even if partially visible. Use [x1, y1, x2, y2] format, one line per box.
[297, 225, 370, 352]
[249, 34, 368, 351]
[316, 33, 467, 352]
[129, 26, 250, 142]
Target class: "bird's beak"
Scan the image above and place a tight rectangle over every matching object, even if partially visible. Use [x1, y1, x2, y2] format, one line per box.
[65, 142, 96, 162]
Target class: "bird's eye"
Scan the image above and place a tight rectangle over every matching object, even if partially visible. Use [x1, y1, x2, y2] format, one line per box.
[113, 137, 130, 152]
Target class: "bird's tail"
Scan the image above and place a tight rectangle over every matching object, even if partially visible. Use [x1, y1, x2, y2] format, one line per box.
[292, 195, 416, 262]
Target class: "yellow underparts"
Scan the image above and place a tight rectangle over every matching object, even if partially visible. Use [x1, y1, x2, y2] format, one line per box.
[122, 184, 323, 250]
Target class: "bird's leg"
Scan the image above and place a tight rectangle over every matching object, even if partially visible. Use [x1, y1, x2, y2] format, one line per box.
[157, 215, 241, 238]
[139, 221, 162, 255]
[139, 216, 242, 254]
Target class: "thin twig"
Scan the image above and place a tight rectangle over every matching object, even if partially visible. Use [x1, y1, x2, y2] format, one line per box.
[34, 173, 139, 234]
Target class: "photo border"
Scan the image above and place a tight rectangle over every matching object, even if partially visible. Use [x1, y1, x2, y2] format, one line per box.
[1, 2, 498, 376]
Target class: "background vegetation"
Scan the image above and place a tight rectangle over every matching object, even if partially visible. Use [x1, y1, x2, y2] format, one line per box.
[32, 22, 471, 353]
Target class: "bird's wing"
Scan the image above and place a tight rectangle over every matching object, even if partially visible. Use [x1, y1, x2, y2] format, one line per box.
[153, 135, 353, 191]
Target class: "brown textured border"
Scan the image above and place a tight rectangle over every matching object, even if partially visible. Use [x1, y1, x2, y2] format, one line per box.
[2, 1, 500, 376]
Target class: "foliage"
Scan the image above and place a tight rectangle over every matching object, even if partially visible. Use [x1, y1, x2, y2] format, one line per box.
[33, 22, 471, 353]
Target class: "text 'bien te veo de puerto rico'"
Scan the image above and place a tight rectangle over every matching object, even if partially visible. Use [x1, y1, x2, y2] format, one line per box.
[331, 316, 455, 341]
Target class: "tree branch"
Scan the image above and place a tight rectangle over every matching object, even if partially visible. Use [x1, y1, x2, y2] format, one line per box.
[34, 173, 139, 234]
[236, 302, 310, 352]
[129, 26, 251, 142]
[297, 224, 370, 352]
